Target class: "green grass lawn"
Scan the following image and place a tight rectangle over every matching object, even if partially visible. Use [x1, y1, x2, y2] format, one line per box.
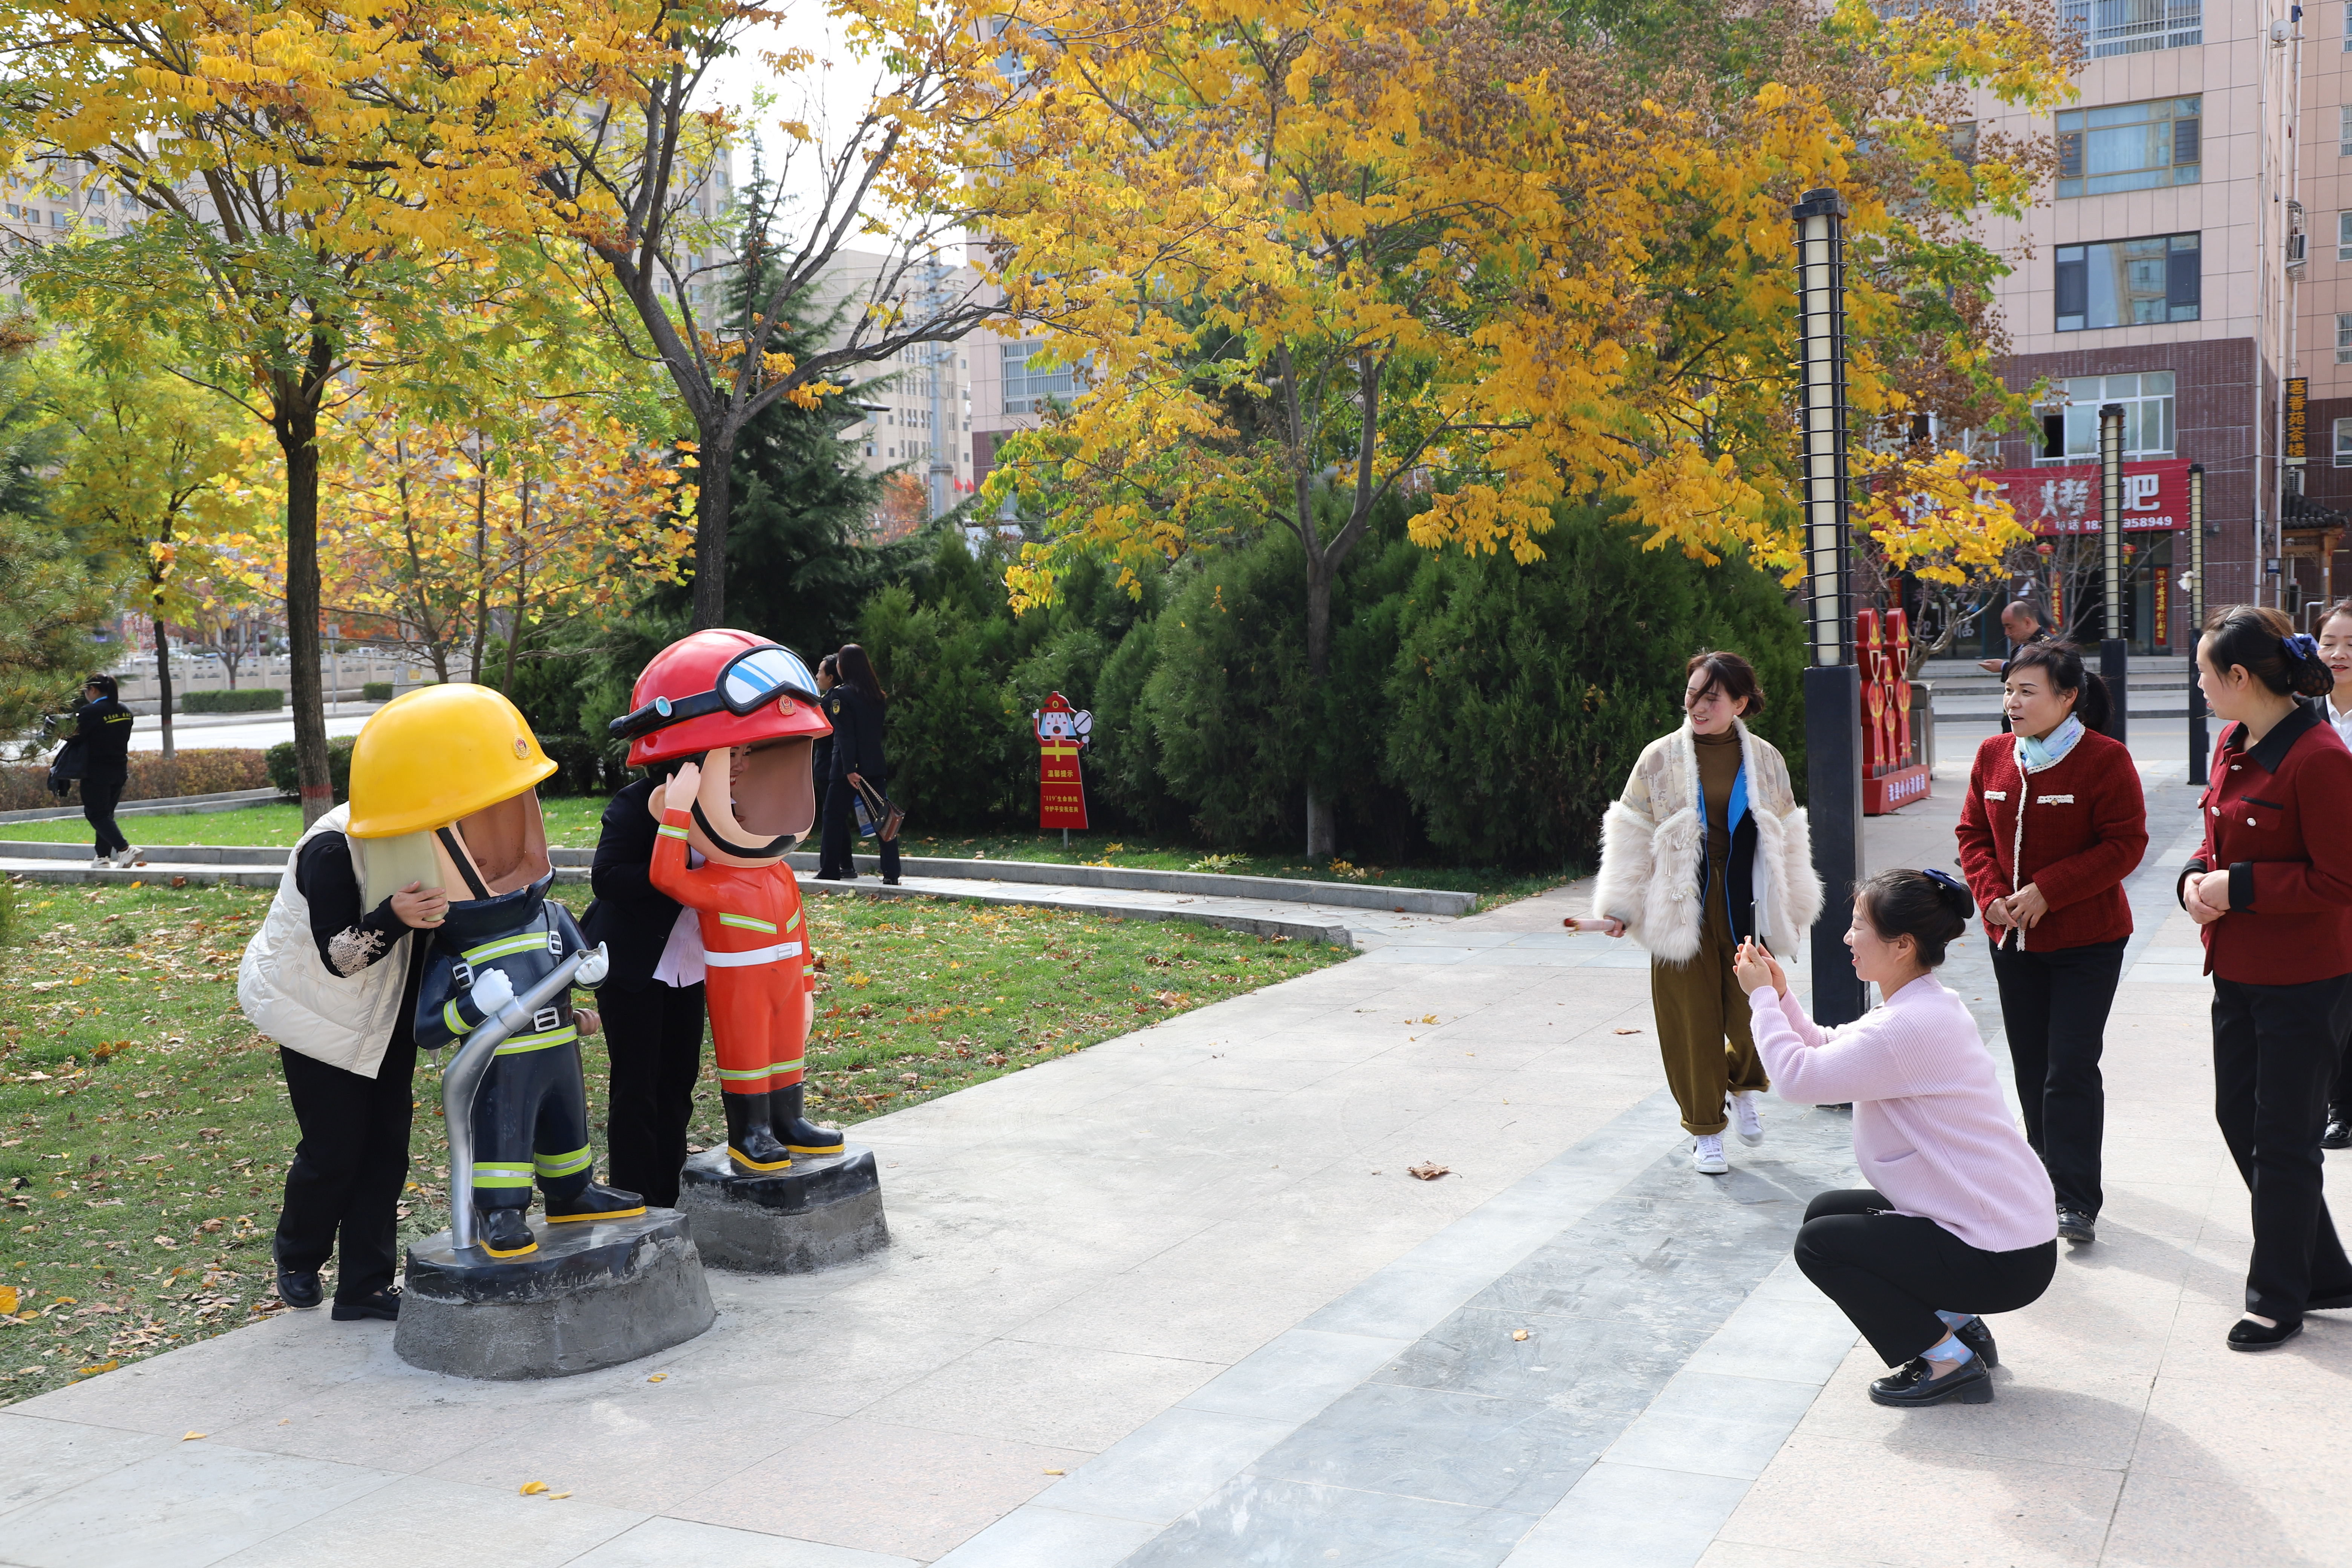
[0, 877, 1344, 1406]
[2, 802, 1568, 908]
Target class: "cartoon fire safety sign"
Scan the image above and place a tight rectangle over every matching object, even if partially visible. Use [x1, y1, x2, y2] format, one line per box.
[1034, 692, 1092, 830]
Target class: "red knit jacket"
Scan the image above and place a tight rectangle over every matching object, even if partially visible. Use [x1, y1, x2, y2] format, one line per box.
[1955, 727, 2147, 953]
[2179, 705, 2352, 986]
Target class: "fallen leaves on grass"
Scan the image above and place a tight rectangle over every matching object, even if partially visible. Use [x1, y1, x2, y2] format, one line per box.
[1407, 1162, 1450, 1182]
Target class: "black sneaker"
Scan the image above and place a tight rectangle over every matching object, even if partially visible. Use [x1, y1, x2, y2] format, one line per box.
[1869, 1355, 1993, 1407]
[330, 1286, 400, 1322]
[1954, 1315, 1999, 1369]
[274, 1246, 323, 1311]
[2325, 1109, 2352, 1151]
[2057, 1207, 2096, 1245]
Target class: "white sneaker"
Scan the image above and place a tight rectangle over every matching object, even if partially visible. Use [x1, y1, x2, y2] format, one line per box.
[1731, 1091, 1765, 1147]
[1693, 1133, 1729, 1174]
[112, 847, 143, 868]
[90, 855, 110, 868]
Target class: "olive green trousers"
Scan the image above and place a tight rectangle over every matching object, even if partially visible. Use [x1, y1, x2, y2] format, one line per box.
[1650, 876, 1770, 1135]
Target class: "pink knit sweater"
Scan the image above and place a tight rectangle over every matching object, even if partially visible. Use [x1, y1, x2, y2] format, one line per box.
[1747, 978, 2057, 1254]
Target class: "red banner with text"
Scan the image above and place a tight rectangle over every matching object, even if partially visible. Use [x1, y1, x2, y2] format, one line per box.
[1979, 459, 2193, 535]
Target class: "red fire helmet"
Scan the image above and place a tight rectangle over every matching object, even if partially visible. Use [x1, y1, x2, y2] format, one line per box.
[615, 629, 833, 767]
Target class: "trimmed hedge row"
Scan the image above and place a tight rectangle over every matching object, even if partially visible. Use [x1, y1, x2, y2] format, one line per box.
[265, 737, 357, 803]
[182, 688, 282, 714]
[361, 682, 393, 702]
[0, 749, 274, 813]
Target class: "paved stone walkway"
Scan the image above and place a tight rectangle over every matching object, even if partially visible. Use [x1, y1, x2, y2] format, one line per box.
[4, 723, 2342, 1566]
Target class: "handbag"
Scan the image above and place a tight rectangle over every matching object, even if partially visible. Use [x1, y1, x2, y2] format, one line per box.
[850, 775, 905, 843]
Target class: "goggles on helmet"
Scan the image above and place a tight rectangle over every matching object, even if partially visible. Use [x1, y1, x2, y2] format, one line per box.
[608, 643, 822, 743]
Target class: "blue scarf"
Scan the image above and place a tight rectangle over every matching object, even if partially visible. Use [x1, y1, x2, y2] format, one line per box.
[2015, 713, 2084, 773]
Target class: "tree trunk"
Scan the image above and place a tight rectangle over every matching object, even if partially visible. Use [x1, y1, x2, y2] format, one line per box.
[504, 477, 528, 693]
[152, 609, 175, 769]
[1303, 548, 1336, 859]
[281, 401, 332, 826]
[691, 421, 735, 630]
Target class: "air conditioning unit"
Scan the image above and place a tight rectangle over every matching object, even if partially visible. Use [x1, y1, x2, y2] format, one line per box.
[2288, 232, 2308, 266]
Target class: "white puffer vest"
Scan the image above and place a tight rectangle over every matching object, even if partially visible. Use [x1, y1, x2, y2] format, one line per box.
[1590, 718, 1824, 965]
[237, 804, 414, 1079]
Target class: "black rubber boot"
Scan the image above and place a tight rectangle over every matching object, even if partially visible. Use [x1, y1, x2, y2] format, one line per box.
[476, 1206, 538, 1259]
[774, 1082, 845, 1156]
[723, 1090, 792, 1174]
[545, 1181, 647, 1224]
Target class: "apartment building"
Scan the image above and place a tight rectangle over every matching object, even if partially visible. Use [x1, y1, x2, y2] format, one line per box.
[1965, 0, 2352, 655]
[803, 247, 986, 514]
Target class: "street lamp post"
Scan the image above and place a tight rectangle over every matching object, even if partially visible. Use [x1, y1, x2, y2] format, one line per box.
[1794, 188, 1868, 1027]
[2188, 463, 2208, 784]
[2098, 403, 2130, 743]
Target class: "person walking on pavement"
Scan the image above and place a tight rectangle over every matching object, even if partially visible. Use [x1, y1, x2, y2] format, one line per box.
[581, 762, 710, 1209]
[1589, 651, 1823, 1174]
[69, 674, 137, 867]
[2312, 602, 2352, 1150]
[1955, 643, 2146, 1247]
[2180, 605, 2352, 1350]
[237, 801, 446, 1320]
[1737, 870, 2058, 1408]
[1976, 598, 2053, 676]
[818, 643, 900, 886]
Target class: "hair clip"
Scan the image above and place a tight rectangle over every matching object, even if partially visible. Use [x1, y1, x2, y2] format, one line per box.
[2285, 632, 2321, 663]
[1921, 867, 1971, 904]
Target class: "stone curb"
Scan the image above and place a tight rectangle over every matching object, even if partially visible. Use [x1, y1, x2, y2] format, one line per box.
[0, 787, 283, 824]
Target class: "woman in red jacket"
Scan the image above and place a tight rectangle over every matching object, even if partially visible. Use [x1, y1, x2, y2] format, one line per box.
[1956, 642, 2147, 1247]
[2180, 605, 2352, 1350]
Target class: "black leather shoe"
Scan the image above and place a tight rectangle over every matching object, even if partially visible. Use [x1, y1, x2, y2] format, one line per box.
[330, 1286, 400, 1322]
[2228, 1316, 2304, 1351]
[1954, 1315, 1999, 1369]
[1869, 1355, 1993, 1407]
[274, 1248, 323, 1311]
[773, 1082, 845, 1155]
[475, 1206, 539, 1259]
[2057, 1208, 2096, 1244]
[722, 1089, 792, 1174]
[2305, 1288, 2352, 1311]
[882, 877, 901, 886]
[2325, 1109, 2352, 1151]
[545, 1182, 646, 1224]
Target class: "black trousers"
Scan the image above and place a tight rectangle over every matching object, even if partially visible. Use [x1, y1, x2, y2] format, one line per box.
[601, 979, 706, 1208]
[1989, 936, 2126, 1217]
[2211, 974, 2352, 1320]
[82, 770, 129, 856]
[819, 777, 899, 880]
[1795, 1189, 2057, 1366]
[275, 1037, 416, 1302]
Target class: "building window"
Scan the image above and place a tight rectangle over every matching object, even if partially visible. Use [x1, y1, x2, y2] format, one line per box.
[2037, 372, 2176, 462]
[2337, 418, 2352, 467]
[2056, 98, 2199, 197]
[2055, 233, 2199, 331]
[2339, 314, 2352, 364]
[2063, 0, 2201, 58]
[1002, 341, 1078, 413]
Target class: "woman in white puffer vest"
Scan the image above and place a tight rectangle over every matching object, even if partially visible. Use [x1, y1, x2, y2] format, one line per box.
[1589, 652, 1823, 1175]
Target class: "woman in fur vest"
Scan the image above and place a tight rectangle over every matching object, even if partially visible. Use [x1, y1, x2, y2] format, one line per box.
[1588, 651, 1824, 1174]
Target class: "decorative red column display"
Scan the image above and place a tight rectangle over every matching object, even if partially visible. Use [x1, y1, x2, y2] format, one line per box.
[1034, 691, 1092, 830]
[1857, 607, 1929, 815]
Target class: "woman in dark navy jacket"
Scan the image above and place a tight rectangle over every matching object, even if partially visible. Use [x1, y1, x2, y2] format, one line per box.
[2179, 605, 2352, 1350]
[818, 644, 899, 885]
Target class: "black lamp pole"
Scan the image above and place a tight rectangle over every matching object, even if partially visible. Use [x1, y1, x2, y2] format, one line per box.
[1794, 188, 1867, 1026]
[2188, 463, 2208, 784]
[2098, 403, 2130, 743]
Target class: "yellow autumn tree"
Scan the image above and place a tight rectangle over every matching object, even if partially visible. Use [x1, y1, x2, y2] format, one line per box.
[981, 0, 2069, 848]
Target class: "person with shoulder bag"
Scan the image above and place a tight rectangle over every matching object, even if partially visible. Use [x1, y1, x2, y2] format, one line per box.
[1954, 642, 2147, 1247]
[2179, 606, 2352, 1351]
[1589, 651, 1823, 1174]
[818, 643, 901, 886]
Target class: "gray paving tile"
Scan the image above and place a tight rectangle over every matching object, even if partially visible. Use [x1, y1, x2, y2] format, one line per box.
[927, 1504, 1160, 1567]
[0, 1443, 400, 1568]
[0, 1414, 175, 1519]
[1122, 1475, 1539, 1567]
[565, 1517, 920, 1568]
[1179, 1329, 1415, 1424]
[1372, 1306, 1710, 1413]
[1500, 1460, 1752, 1567]
[1040, 1406, 1298, 1526]
[1247, 1381, 1611, 1514]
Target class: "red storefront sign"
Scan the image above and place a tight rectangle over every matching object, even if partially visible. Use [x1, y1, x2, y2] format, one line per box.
[1980, 459, 2193, 535]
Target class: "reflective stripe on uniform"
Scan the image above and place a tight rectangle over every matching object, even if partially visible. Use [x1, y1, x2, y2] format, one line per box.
[716, 1064, 775, 1083]
[495, 1026, 578, 1055]
[768, 1057, 805, 1075]
[472, 1163, 534, 1188]
[657, 824, 689, 840]
[718, 913, 778, 934]
[463, 933, 546, 964]
[534, 1145, 592, 1178]
[443, 999, 469, 1036]
[785, 909, 803, 932]
[704, 940, 804, 968]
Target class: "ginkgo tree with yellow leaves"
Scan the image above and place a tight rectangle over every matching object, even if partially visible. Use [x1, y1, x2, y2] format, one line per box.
[980, 0, 2071, 852]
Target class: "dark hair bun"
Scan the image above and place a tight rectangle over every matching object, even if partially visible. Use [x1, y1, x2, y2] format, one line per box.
[1857, 868, 1972, 968]
[2283, 634, 2336, 698]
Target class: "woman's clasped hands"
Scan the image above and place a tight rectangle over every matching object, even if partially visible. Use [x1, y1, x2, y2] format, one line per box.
[1983, 882, 2049, 930]
[2182, 869, 2232, 925]
[1732, 938, 1787, 997]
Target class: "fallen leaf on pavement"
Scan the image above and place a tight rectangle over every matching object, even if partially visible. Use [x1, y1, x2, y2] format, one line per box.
[1613, 1028, 1642, 1035]
[1512, 1330, 1530, 1342]
[520, 1482, 549, 1496]
[1408, 1162, 1450, 1181]
[1420, 1014, 1437, 1024]
[548, 1492, 572, 1500]
[1043, 1469, 1065, 1476]
[647, 1373, 666, 1383]
[183, 1432, 206, 1441]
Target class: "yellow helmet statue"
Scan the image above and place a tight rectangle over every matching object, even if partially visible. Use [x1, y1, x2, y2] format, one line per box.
[347, 684, 557, 839]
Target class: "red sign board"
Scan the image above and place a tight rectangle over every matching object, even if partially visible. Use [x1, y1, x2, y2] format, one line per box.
[1980, 459, 2192, 535]
[1034, 691, 1091, 830]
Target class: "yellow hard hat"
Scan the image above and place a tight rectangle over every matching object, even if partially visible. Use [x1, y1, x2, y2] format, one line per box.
[346, 684, 557, 838]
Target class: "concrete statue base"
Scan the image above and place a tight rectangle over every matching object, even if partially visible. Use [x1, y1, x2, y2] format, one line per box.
[675, 1144, 890, 1274]
[394, 1208, 716, 1380]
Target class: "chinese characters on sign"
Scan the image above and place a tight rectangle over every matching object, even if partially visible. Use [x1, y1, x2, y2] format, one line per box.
[2287, 377, 2308, 467]
[1034, 691, 1092, 830]
[1980, 460, 2193, 535]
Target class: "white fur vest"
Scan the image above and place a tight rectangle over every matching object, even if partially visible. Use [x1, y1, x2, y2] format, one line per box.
[1590, 719, 1823, 965]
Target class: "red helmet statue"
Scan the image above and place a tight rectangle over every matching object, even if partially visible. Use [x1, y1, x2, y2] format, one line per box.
[612, 629, 833, 864]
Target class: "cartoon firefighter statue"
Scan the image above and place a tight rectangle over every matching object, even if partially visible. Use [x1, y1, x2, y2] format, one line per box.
[346, 684, 643, 1260]
[609, 629, 841, 1176]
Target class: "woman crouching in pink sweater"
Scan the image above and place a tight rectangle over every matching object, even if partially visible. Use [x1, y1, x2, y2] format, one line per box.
[1732, 868, 2058, 1408]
